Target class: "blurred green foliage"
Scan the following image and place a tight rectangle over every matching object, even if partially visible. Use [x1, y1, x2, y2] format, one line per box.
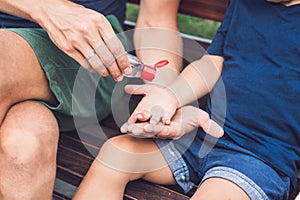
[126, 3, 220, 40]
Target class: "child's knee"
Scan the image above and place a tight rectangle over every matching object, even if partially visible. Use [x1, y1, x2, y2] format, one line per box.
[96, 135, 164, 174]
[99, 134, 154, 155]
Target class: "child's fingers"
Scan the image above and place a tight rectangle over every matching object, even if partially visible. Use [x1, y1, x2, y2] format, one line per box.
[137, 111, 151, 121]
[129, 124, 144, 135]
[196, 109, 224, 138]
[124, 84, 151, 95]
[202, 119, 224, 138]
[126, 123, 158, 138]
[144, 123, 163, 133]
[127, 106, 151, 124]
[147, 105, 173, 125]
[149, 106, 164, 124]
[162, 116, 171, 125]
[155, 126, 179, 139]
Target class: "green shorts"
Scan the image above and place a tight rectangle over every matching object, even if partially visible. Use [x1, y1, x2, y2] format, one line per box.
[8, 15, 136, 132]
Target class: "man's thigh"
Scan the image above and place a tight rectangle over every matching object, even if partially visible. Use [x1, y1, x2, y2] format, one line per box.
[0, 29, 57, 105]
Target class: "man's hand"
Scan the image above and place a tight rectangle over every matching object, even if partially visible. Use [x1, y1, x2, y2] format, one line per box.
[36, 1, 131, 81]
[121, 106, 224, 139]
[124, 84, 180, 125]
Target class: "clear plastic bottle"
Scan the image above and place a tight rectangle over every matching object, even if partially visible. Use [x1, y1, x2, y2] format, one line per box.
[126, 53, 169, 81]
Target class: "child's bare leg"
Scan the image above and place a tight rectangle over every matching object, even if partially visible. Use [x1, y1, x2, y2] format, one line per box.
[74, 135, 176, 200]
[191, 178, 250, 200]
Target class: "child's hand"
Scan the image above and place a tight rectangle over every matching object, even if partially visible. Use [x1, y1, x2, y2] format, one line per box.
[121, 106, 224, 139]
[124, 84, 180, 125]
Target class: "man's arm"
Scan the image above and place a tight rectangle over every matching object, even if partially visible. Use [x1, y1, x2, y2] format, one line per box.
[0, 0, 130, 82]
[135, 0, 182, 85]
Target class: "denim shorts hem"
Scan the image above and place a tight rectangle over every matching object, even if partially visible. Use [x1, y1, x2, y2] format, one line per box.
[154, 139, 195, 193]
[201, 166, 269, 200]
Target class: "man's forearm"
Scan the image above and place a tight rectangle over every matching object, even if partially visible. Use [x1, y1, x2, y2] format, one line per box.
[0, 0, 77, 28]
[0, 0, 35, 20]
[0, 0, 54, 22]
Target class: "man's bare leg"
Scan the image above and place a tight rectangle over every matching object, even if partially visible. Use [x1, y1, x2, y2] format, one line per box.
[74, 135, 176, 200]
[0, 102, 59, 199]
[0, 29, 57, 125]
[0, 29, 60, 199]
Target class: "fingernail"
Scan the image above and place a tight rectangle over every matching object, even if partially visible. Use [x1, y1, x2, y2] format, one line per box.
[120, 127, 126, 133]
[124, 67, 132, 75]
[137, 114, 144, 120]
[164, 119, 171, 125]
[116, 75, 123, 82]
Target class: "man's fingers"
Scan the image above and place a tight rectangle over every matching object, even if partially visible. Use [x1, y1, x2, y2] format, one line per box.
[98, 20, 130, 78]
[120, 123, 129, 133]
[105, 37, 131, 74]
[94, 42, 123, 81]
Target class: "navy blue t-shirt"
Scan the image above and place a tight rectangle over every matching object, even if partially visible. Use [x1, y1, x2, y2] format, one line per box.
[207, 0, 300, 188]
[0, 0, 126, 28]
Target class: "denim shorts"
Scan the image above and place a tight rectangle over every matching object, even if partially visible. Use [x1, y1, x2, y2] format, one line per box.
[155, 130, 291, 200]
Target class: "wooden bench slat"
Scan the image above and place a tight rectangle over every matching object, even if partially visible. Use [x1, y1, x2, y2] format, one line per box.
[56, 166, 83, 187]
[52, 191, 69, 200]
[125, 180, 189, 200]
[178, 0, 228, 22]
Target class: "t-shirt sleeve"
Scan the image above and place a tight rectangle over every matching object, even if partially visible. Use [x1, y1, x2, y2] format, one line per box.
[207, 0, 235, 56]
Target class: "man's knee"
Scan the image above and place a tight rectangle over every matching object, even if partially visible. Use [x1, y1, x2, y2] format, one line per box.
[0, 102, 59, 167]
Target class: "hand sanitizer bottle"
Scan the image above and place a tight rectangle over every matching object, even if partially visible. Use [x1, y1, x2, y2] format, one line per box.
[126, 54, 169, 81]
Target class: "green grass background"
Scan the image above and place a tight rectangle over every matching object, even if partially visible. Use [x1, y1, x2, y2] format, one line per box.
[126, 3, 220, 40]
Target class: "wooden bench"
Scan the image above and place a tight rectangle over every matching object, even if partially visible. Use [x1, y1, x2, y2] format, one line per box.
[54, 0, 300, 199]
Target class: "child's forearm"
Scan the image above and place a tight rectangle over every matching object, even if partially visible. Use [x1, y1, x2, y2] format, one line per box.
[133, 28, 182, 86]
[134, 0, 182, 86]
[169, 54, 224, 107]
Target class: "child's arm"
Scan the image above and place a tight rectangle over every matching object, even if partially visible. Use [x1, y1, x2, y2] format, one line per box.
[135, 0, 182, 86]
[125, 54, 224, 125]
